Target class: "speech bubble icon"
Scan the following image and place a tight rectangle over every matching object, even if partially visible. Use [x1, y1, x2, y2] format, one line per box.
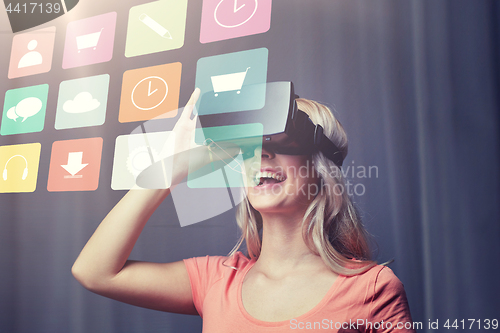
[15, 97, 43, 122]
[6, 107, 19, 121]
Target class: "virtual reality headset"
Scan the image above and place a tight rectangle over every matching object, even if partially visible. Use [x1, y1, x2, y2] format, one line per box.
[198, 81, 345, 167]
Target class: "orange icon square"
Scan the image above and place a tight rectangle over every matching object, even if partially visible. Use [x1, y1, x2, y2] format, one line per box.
[47, 137, 103, 192]
[119, 62, 182, 123]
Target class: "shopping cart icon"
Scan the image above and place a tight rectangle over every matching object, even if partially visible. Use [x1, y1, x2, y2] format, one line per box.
[76, 28, 104, 53]
[210, 67, 250, 97]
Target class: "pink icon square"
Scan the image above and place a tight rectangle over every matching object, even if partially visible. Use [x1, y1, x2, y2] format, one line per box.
[62, 12, 117, 69]
[200, 0, 272, 44]
[8, 26, 56, 79]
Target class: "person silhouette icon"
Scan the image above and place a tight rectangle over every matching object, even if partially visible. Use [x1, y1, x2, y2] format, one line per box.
[18, 40, 43, 68]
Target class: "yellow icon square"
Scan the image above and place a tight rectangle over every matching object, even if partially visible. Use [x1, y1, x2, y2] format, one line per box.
[0, 143, 41, 193]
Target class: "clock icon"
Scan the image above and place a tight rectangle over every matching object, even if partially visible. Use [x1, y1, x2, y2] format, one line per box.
[214, 0, 258, 28]
[131, 76, 168, 111]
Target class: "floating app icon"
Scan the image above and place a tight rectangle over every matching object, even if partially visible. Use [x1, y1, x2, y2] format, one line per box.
[125, 0, 188, 57]
[62, 12, 117, 69]
[119, 62, 182, 123]
[111, 131, 173, 190]
[0, 143, 41, 193]
[1, 84, 49, 136]
[200, 0, 272, 43]
[171, 183, 244, 227]
[55, 74, 110, 130]
[195, 48, 268, 115]
[187, 123, 262, 188]
[47, 137, 103, 192]
[8, 26, 56, 79]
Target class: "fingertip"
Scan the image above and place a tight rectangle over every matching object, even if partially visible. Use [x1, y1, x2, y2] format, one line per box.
[193, 88, 200, 99]
[187, 88, 201, 105]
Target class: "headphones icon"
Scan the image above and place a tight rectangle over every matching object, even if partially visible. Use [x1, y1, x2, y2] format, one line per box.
[3, 155, 28, 181]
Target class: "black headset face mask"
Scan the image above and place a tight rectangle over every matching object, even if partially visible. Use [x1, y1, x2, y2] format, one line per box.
[240, 143, 311, 160]
[198, 81, 345, 167]
[268, 144, 312, 156]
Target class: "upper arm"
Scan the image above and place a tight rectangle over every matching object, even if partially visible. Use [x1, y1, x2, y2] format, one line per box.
[77, 260, 198, 315]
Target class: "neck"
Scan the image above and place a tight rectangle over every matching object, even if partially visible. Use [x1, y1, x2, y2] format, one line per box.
[254, 211, 323, 275]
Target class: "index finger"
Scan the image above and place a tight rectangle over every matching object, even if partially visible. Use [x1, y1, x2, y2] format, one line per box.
[180, 88, 200, 120]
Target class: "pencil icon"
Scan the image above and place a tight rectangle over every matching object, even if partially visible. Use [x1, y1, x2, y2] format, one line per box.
[139, 13, 172, 39]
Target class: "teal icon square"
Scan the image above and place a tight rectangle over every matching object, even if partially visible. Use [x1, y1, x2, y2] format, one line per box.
[188, 123, 263, 188]
[55, 74, 110, 130]
[1, 84, 48, 136]
[125, 0, 188, 58]
[195, 48, 268, 115]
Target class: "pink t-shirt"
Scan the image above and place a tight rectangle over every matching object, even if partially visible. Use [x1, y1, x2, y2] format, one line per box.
[184, 252, 415, 332]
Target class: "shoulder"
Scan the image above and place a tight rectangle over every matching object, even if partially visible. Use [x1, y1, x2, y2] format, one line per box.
[368, 265, 406, 296]
[348, 264, 401, 284]
[358, 265, 413, 325]
[339, 265, 405, 300]
[183, 252, 252, 316]
[347, 264, 405, 297]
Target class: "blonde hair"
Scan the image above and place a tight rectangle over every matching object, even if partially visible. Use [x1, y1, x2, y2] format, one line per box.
[229, 98, 376, 276]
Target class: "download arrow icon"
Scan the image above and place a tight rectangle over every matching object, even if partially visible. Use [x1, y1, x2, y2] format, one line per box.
[61, 152, 88, 177]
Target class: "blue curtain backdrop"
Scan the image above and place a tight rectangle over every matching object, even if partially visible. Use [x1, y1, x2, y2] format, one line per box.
[0, 0, 498, 332]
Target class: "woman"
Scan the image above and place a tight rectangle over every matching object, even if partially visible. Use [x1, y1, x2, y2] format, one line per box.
[72, 89, 415, 332]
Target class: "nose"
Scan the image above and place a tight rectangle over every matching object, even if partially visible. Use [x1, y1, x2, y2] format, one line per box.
[259, 146, 275, 159]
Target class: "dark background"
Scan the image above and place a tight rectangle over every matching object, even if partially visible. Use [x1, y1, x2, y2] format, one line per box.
[0, 0, 499, 332]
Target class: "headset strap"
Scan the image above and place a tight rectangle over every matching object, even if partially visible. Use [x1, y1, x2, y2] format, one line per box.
[293, 110, 344, 167]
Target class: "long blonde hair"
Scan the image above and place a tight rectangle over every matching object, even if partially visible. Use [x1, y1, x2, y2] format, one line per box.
[229, 98, 376, 275]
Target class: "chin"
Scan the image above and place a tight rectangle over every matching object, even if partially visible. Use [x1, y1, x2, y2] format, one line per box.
[247, 187, 310, 216]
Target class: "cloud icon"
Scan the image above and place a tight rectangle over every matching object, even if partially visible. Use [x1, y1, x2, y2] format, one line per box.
[63, 92, 100, 113]
[7, 97, 43, 122]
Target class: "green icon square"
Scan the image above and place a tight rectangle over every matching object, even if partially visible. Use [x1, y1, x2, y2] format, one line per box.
[1, 84, 48, 136]
[55, 74, 110, 130]
[195, 48, 268, 115]
[188, 123, 263, 188]
[125, 0, 188, 58]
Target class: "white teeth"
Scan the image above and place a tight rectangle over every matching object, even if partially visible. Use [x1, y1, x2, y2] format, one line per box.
[254, 171, 286, 184]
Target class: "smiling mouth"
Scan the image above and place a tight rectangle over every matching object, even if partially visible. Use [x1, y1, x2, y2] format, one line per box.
[254, 171, 286, 186]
